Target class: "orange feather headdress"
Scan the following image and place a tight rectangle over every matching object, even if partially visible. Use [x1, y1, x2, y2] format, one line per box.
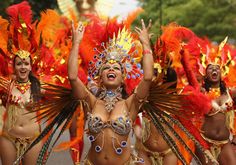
[154, 23, 197, 71]
[197, 37, 235, 77]
[6, 1, 38, 59]
[0, 1, 39, 76]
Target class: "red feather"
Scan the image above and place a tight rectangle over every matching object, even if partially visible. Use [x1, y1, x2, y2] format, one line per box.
[180, 49, 199, 90]
[79, 16, 124, 69]
[6, 1, 32, 29]
[176, 116, 209, 149]
[182, 85, 212, 116]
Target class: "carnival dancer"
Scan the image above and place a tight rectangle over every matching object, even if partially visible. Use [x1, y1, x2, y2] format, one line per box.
[173, 26, 236, 164]
[67, 18, 153, 164]
[135, 63, 180, 165]
[140, 23, 220, 165]
[193, 38, 236, 165]
[0, 2, 42, 164]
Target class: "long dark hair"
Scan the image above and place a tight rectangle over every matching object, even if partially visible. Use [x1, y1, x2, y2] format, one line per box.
[202, 77, 227, 95]
[165, 67, 177, 88]
[29, 71, 41, 102]
[161, 67, 177, 89]
[13, 56, 41, 102]
[202, 64, 227, 95]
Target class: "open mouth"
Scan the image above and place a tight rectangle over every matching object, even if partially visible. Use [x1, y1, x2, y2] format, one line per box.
[107, 73, 116, 80]
[211, 71, 218, 79]
[19, 70, 28, 76]
[20, 71, 27, 74]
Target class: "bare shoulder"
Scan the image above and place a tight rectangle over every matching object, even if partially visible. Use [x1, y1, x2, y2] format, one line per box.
[229, 87, 236, 99]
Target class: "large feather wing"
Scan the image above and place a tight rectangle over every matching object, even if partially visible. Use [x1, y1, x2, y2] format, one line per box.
[15, 83, 82, 164]
[141, 81, 213, 164]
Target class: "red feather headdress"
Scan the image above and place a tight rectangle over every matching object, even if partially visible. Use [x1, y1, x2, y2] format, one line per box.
[79, 16, 143, 94]
[6, 1, 38, 58]
[0, 1, 39, 76]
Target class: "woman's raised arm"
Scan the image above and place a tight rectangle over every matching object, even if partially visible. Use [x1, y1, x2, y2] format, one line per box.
[134, 19, 154, 100]
[68, 21, 95, 105]
[126, 19, 154, 116]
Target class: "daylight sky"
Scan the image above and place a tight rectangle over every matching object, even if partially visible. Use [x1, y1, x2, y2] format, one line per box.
[96, 0, 140, 19]
[109, 0, 139, 17]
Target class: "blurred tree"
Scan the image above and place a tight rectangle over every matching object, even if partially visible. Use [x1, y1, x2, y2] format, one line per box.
[135, 0, 236, 42]
[0, 0, 58, 20]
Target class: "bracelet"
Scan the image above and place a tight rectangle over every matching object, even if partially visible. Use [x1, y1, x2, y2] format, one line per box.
[143, 49, 152, 55]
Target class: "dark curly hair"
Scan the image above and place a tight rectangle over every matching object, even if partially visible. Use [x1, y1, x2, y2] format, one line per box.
[202, 65, 227, 95]
[202, 77, 227, 95]
[165, 67, 177, 88]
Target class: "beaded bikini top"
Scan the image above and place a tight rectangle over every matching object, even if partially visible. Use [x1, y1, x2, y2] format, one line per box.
[87, 113, 132, 135]
[208, 89, 233, 116]
[86, 100, 133, 154]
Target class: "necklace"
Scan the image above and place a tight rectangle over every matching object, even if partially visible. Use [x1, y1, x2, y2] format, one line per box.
[207, 87, 221, 99]
[98, 87, 122, 113]
[15, 80, 31, 94]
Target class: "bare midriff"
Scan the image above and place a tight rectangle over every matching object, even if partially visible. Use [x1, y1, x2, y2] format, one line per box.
[143, 122, 172, 152]
[202, 113, 230, 141]
[3, 106, 40, 138]
[87, 128, 131, 165]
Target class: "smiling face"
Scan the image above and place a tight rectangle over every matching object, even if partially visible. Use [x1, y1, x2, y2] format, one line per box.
[206, 64, 221, 83]
[14, 56, 32, 82]
[99, 62, 123, 89]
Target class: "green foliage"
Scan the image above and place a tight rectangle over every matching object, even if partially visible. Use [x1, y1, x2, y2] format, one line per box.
[136, 0, 236, 42]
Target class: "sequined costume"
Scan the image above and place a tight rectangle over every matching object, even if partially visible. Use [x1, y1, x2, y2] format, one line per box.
[81, 100, 145, 164]
[198, 88, 235, 160]
[83, 154, 144, 165]
[0, 2, 43, 164]
[1, 132, 39, 160]
[0, 79, 40, 163]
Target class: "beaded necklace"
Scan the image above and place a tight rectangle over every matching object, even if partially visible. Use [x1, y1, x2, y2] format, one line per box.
[14, 80, 31, 94]
[98, 87, 122, 113]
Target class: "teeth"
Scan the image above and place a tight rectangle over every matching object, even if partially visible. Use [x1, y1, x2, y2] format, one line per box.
[212, 71, 217, 76]
[107, 73, 116, 78]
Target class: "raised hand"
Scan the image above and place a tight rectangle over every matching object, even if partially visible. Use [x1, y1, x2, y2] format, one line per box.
[72, 21, 85, 44]
[135, 19, 152, 46]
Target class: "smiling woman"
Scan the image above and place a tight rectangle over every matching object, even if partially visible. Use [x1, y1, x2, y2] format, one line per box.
[14, 54, 32, 83]
[0, 51, 42, 165]
[196, 60, 236, 164]
[179, 36, 236, 164]
[0, 2, 42, 165]
[66, 15, 154, 164]
[99, 62, 123, 90]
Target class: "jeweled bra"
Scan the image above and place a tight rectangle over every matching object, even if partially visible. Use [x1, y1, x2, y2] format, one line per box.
[87, 101, 132, 155]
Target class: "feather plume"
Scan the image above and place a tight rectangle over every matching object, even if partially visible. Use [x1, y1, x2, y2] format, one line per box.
[0, 16, 9, 56]
[145, 107, 188, 164]
[79, 16, 124, 69]
[36, 10, 65, 47]
[0, 16, 10, 76]
[124, 7, 143, 28]
[155, 23, 196, 69]
[5, 1, 38, 57]
[6, 1, 32, 30]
